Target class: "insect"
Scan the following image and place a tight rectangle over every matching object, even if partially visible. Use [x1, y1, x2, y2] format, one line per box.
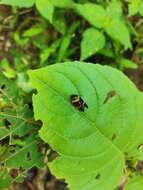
[70, 94, 88, 112]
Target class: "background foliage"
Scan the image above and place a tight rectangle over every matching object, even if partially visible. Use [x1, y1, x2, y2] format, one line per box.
[0, 0, 143, 189]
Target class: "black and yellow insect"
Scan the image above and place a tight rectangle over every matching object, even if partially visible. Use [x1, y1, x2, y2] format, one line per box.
[70, 94, 88, 112]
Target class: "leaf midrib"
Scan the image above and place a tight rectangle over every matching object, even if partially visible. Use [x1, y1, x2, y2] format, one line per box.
[35, 74, 122, 156]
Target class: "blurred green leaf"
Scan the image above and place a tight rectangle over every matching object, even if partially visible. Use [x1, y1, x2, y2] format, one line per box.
[36, 0, 54, 23]
[0, 169, 12, 189]
[106, 0, 122, 19]
[52, 11, 66, 35]
[139, 1, 143, 16]
[13, 33, 29, 47]
[0, 0, 35, 7]
[0, 128, 9, 140]
[57, 36, 72, 62]
[105, 18, 131, 49]
[40, 39, 60, 64]
[50, 0, 74, 8]
[81, 28, 105, 60]
[75, 3, 106, 28]
[0, 59, 16, 79]
[125, 176, 143, 190]
[22, 26, 43, 37]
[118, 58, 138, 70]
[17, 72, 33, 93]
[128, 0, 143, 16]
[75, 2, 131, 48]
[128, 0, 141, 16]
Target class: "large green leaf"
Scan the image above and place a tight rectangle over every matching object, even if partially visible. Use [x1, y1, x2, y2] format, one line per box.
[81, 28, 105, 60]
[29, 62, 143, 190]
[0, 0, 35, 7]
[125, 176, 143, 190]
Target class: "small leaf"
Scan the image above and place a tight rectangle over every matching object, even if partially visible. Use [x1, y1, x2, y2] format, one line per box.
[0, 0, 35, 7]
[119, 58, 138, 70]
[52, 12, 66, 35]
[57, 36, 72, 62]
[17, 72, 33, 93]
[80, 28, 105, 60]
[1, 59, 16, 79]
[40, 39, 60, 64]
[36, 0, 54, 23]
[22, 26, 43, 37]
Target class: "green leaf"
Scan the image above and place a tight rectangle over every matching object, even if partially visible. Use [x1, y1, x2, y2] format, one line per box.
[106, 0, 122, 19]
[40, 39, 60, 64]
[128, 0, 141, 16]
[118, 58, 138, 70]
[81, 28, 105, 60]
[128, 0, 143, 16]
[125, 176, 143, 190]
[139, 1, 143, 16]
[52, 11, 66, 35]
[50, 0, 74, 8]
[0, 105, 36, 138]
[36, 0, 54, 23]
[29, 62, 143, 190]
[57, 36, 72, 62]
[75, 2, 131, 48]
[0, 59, 16, 79]
[75, 3, 107, 28]
[105, 18, 131, 49]
[17, 72, 33, 93]
[0, 127, 9, 140]
[5, 138, 43, 169]
[22, 26, 43, 37]
[0, 170, 12, 189]
[0, 0, 35, 7]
